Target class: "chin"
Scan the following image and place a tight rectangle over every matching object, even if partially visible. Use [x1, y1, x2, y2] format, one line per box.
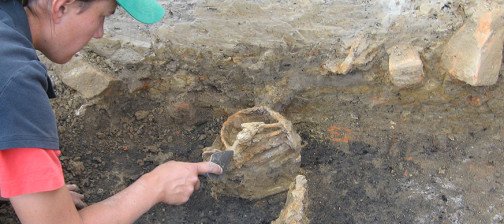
[46, 54, 73, 64]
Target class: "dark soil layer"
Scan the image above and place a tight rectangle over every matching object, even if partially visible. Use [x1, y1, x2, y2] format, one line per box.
[2, 73, 504, 223]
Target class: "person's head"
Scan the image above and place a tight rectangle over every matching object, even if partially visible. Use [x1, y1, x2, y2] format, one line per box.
[25, 0, 164, 64]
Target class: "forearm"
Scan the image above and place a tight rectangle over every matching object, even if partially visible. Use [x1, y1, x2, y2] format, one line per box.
[10, 161, 220, 223]
[79, 172, 161, 224]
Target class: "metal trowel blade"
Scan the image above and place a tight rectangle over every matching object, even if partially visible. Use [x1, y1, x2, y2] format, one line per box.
[206, 150, 234, 180]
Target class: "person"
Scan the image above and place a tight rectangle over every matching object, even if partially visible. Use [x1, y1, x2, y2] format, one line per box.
[0, 0, 223, 223]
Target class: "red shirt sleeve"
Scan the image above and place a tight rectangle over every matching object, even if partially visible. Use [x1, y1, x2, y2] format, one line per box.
[0, 148, 65, 198]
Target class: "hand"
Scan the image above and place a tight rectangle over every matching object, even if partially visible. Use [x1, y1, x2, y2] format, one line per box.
[66, 184, 87, 209]
[149, 161, 222, 205]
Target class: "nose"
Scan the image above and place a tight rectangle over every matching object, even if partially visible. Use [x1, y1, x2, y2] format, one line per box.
[93, 18, 105, 39]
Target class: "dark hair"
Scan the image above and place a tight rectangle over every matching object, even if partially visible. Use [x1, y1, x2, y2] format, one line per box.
[20, 0, 97, 14]
[19, 0, 96, 5]
[18, 0, 27, 6]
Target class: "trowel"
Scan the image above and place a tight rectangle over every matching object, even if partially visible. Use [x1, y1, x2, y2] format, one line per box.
[203, 150, 234, 180]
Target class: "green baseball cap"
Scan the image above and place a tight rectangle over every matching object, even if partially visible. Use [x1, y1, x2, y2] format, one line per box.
[116, 0, 165, 24]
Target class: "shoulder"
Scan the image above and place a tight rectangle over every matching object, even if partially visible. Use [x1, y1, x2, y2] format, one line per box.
[0, 8, 48, 98]
[0, 8, 40, 72]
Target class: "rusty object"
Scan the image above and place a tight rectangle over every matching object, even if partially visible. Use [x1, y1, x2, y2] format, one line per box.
[202, 106, 302, 200]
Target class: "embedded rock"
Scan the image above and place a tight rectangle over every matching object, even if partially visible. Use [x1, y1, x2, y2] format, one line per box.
[272, 175, 309, 224]
[322, 36, 382, 75]
[441, 7, 504, 86]
[387, 44, 424, 88]
[51, 57, 118, 99]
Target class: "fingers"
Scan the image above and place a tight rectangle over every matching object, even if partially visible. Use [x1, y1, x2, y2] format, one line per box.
[195, 179, 201, 191]
[187, 175, 200, 191]
[195, 161, 223, 175]
[66, 184, 87, 209]
[155, 161, 220, 205]
[66, 184, 78, 191]
[69, 191, 87, 209]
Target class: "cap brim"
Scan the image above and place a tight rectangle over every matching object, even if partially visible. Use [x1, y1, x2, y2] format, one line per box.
[116, 0, 165, 24]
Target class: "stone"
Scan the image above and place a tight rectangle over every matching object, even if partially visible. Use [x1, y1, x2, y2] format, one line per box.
[134, 110, 150, 120]
[169, 70, 199, 92]
[110, 35, 153, 64]
[88, 34, 152, 64]
[202, 106, 302, 200]
[254, 75, 301, 112]
[272, 175, 309, 224]
[387, 44, 424, 88]
[441, 8, 504, 86]
[322, 36, 382, 75]
[52, 57, 117, 99]
[87, 37, 121, 58]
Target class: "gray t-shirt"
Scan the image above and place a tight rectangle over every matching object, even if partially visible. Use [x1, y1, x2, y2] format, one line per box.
[0, 0, 59, 150]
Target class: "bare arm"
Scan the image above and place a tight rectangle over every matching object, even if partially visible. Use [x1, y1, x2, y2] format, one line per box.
[0, 184, 85, 209]
[10, 161, 222, 224]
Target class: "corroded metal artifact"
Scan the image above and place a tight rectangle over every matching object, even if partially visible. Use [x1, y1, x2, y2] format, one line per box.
[202, 106, 302, 200]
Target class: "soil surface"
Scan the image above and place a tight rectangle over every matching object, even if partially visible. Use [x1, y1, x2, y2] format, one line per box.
[2, 69, 504, 224]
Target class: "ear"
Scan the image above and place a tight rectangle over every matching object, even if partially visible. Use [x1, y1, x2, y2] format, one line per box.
[51, 0, 77, 24]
